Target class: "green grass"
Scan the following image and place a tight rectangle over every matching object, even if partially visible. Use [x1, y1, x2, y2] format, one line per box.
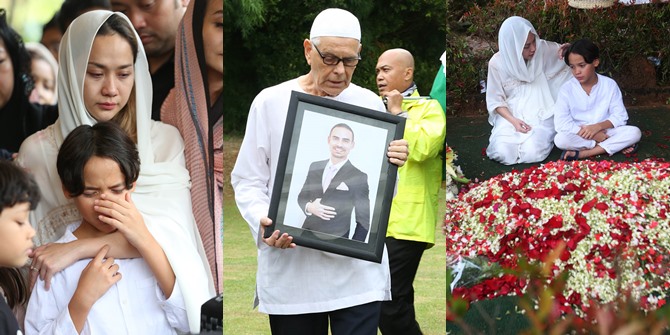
[224, 136, 447, 334]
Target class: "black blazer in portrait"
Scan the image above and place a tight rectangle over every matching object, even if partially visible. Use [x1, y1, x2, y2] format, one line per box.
[297, 159, 370, 241]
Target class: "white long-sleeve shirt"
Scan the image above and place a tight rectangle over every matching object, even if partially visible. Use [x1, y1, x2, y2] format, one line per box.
[231, 79, 391, 315]
[25, 223, 189, 335]
[554, 74, 629, 134]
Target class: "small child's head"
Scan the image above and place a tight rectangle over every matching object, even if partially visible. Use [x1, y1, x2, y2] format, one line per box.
[0, 160, 39, 267]
[563, 39, 600, 85]
[57, 121, 139, 234]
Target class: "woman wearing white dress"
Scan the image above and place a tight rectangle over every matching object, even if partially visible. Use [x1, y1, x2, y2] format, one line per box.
[485, 16, 572, 165]
[17, 10, 213, 333]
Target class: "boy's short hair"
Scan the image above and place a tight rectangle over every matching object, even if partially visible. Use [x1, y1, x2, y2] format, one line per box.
[57, 122, 140, 197]
[563, 38, 600, 66]
[0, 161, 41, 213]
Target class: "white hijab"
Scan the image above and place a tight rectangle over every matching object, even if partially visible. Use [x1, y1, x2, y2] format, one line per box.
[56, 10, 154, 163]
[498, 16, 545, 83]
[55, 10, 213, 332]
[496, 16, 561, 121]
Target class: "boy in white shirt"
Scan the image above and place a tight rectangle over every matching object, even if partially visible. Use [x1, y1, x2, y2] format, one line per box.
[25, 122, 188, 334]
[554, 38, 641, 160]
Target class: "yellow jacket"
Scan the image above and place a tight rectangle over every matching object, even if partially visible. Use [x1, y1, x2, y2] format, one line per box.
[387, 90, 446, 247]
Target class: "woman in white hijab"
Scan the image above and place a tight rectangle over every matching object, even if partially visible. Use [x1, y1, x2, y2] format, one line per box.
[17, 10, 214, 333]
[485, 16, 572, 165]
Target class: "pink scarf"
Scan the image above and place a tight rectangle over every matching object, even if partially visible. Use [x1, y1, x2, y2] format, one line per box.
[161, 0, 223, 293]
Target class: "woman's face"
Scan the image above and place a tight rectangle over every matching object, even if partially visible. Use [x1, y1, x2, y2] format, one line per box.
[522, 32, 536, 62]
[83, 34, 134, 122]
[30, 58, 56, 105]
[202, 0, 223, 77]
[0, 38, 15, 109]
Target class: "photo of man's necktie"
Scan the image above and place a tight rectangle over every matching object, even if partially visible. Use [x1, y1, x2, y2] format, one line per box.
[322, 165, 337, 192]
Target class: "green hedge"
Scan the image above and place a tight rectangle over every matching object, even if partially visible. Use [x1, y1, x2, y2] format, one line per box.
[447, 0, 670, 116]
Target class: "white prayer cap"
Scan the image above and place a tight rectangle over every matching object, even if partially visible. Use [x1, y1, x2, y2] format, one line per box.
[309, 8, 361, 41]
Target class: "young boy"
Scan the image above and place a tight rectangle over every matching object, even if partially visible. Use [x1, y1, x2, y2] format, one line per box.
[0, 160, 40, 334]
[25, 122, 189, 334]
[554, 38, 641, 160]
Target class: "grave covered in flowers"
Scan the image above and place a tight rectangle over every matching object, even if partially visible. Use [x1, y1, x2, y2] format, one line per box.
[445, 159, 670, 318]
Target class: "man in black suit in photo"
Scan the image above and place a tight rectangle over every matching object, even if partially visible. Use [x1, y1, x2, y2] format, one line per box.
[297, 123, 370, 242]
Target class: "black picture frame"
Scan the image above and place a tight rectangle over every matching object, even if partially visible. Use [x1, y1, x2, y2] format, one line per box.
[265, 91, 405, 263]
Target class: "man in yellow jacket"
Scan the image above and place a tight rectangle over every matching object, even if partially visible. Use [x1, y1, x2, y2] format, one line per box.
[375, 48, 446, 335]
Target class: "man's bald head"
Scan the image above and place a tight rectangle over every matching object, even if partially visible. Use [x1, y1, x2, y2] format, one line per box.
[376, 48, 415, 94]
[380, 48, 414, 68]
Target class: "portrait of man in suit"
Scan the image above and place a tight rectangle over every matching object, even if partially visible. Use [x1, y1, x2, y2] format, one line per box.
[297, 123, 371, 242]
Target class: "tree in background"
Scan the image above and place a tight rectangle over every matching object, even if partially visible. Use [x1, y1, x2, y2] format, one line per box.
[223, 0, 447, 134]
[1, 0, 63, 42]
[447, 0, 670, 116]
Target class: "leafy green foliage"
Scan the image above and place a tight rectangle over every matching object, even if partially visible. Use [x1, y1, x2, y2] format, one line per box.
[446, 241, 670, 334]
[224, 0, 447, 134]
[447, 0, 670, 116]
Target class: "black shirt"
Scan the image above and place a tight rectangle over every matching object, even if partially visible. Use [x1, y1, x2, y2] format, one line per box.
[1, 102, 58, 154]
[0, 297, 20, 334]
[150, 56, 176, 121]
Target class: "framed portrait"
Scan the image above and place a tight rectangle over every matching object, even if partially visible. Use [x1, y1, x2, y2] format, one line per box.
[265, 91, 406, 263]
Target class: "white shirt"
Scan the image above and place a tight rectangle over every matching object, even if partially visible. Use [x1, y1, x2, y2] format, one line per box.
[322, 159, 347, 192]
[554, 73, 629, 134]
[231, 79, 391, 314]
[25, 223, 189, 335]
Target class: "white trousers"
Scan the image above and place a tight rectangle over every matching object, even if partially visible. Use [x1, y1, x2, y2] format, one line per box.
[554, 125, 641, 155]
[487, 117, 556, 165]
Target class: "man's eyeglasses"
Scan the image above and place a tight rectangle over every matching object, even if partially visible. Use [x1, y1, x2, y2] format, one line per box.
[312, 42, 361, 67]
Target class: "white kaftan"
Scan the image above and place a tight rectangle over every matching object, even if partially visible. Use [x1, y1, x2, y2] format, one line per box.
[486, 16, 572, 165]
[553, 74, 641, 154]
[231, 79, 391, 315]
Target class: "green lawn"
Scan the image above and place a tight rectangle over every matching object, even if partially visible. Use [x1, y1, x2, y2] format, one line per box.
[223, 136, 447, 334]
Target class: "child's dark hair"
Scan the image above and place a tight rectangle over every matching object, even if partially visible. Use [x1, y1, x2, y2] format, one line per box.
[0, 161, 41, 213]
[0, 268, 29, 308]
[563, 39, 600, 66]
[57, 122, 140, 197]
[0, 160, 40, 308]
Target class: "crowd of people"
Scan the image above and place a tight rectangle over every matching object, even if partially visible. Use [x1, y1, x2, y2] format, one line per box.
[2, 2, 638, 335]
[0, 3, 445, 332]
[230, 8, 637, 335]
[0, 0, 222, 334]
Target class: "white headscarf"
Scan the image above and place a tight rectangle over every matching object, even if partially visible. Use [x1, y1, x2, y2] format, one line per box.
[56, 10, 153, 164]
[496, 16, 568, 121]
[498, 16, 544, 83]
[54, 10, 213, 332]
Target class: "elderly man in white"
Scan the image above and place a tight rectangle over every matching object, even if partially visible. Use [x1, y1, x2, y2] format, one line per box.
[231, 8, 409, 335]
